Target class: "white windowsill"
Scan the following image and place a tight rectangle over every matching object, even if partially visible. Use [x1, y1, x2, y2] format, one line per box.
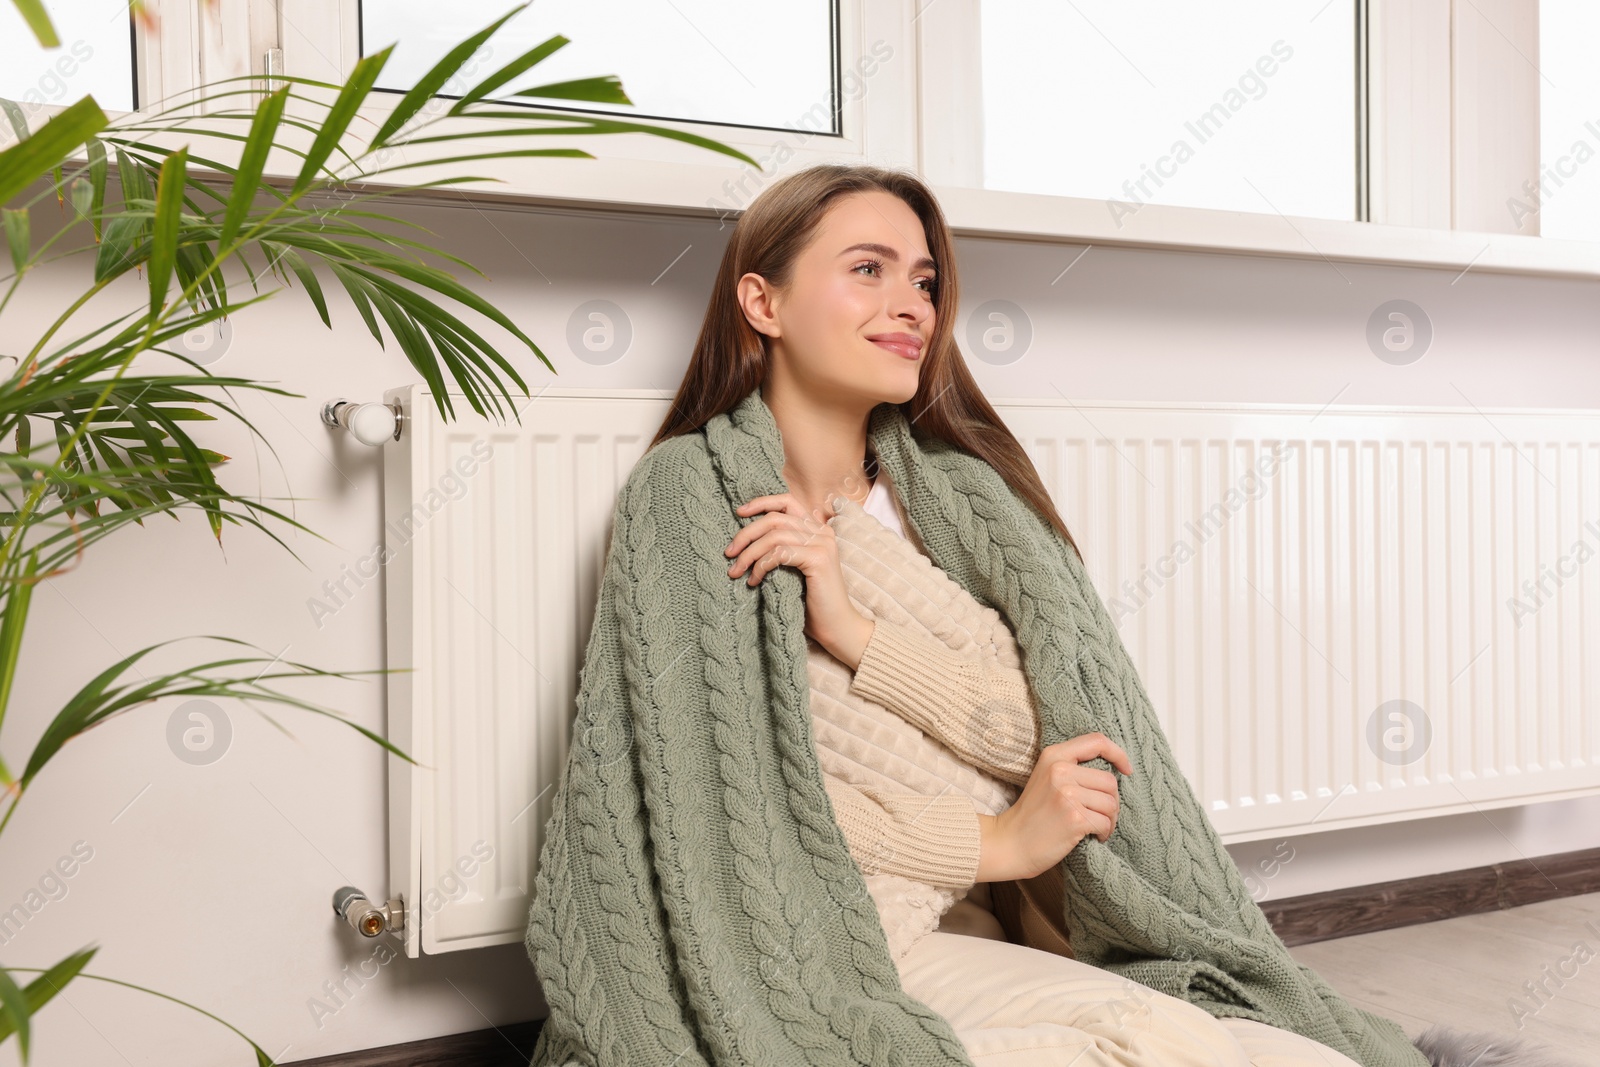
[276, 150, 1600, 283]
[50, 108, 1600, 282]
[929, 184, 1600, 281]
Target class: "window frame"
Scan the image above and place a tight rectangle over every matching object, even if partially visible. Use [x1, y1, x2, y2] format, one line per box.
[919, 1, 1368, 225]
[1, 0, 165, 128]
[6, 1, 267, 142]
[912, 0, 1584, 279]
[266, 0, 916, 215]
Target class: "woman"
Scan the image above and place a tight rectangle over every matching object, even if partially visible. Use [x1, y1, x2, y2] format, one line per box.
[526, 160, 1520, 1067]
[656, 167, 1356, 1067]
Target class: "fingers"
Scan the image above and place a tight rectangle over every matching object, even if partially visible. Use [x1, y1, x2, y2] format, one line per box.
[724, 510, 791, 560]
[726, 510, 841, 586]
[729, 539, 793, 585]
[1086, 808, 1115, 843]
[727, 528, 826, 585]
[1050, 782, 1116, 843]
[1044, 732, 1134, 776]
[735, 493, 800, 516]
[1077, 765, 1121, 797]
[725, 499, 832, 562]
[1073, 782, 1119, 824]
[734, 493, 835, 527]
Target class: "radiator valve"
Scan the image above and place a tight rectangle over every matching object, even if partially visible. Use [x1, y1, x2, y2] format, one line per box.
[320, 398, 402, 445]
[332, 886, 405, 938]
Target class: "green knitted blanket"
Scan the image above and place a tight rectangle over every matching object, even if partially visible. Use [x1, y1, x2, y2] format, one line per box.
[524, 385, 1429, 1067]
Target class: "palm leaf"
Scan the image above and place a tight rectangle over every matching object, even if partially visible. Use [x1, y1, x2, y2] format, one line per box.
[0, 967, 30, 1062]
[85, 138, 107, 241]
[0, 14, 771, 1062]
[6, 0, 59, 49]
[0, 550, 35, 749]
[217, 86, 288, 250]
[372, 3, 529, 147]
[1, 207, 26, 270]
[16, 635, 413, 793]
[512, 74, 631, 104]
[146, 147, 188, 318]
[0, 949, 96, 1057]
[449, 32, 571, 113]
[0, 98, 28, 141]
[393, 111, 761, 166]
[0, 97, 107, 205]
[3, 956, 288, 1067]
[292, 47, 394, 194]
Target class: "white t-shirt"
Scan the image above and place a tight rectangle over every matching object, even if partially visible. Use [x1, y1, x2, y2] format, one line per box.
[862, 475, 906, 539]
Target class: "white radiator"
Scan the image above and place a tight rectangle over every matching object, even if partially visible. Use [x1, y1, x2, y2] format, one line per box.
[381, 384, 1600, 955]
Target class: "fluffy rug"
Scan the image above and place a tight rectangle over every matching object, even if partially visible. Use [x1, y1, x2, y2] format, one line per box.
[1413, 1023, 1591, 1067]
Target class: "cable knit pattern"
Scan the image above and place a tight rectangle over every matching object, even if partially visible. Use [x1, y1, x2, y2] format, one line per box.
[524, 385, 1432, 1067]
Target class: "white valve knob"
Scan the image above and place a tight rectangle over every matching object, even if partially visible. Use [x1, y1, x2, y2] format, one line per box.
[320, 399, 401, 445]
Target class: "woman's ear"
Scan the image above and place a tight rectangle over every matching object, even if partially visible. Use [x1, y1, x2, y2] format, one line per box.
[736, 271, 782, 341]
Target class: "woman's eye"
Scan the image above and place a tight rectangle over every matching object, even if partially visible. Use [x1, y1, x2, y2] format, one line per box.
[854, 259, 936, 293]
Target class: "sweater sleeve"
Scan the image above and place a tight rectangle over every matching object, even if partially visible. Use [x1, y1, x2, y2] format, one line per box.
[821, 773, 982, 891]
[847, 615, 1040, 789]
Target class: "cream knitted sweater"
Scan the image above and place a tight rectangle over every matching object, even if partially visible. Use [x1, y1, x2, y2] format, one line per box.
[806, 465, 1043, 961]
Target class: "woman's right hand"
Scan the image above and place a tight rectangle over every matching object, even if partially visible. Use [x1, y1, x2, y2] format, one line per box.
[974, 732, 1133, 882]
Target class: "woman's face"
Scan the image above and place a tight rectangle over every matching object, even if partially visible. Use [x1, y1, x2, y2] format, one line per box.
[743, 189, 937, 407]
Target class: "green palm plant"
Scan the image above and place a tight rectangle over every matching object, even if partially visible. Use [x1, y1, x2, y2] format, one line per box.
[0, 2, 758, 1062]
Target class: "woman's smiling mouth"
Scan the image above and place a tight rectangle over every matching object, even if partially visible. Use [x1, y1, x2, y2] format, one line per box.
[868, 333, 922, 359]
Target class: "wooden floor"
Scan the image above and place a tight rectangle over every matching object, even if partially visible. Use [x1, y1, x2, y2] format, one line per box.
[1287, 890, 1600, 1062]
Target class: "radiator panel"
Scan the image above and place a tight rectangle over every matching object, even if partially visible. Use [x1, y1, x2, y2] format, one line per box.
[383, 387, 1600, 953]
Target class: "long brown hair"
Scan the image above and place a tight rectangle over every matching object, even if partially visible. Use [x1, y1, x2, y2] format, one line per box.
[650, 163, 1082, 561]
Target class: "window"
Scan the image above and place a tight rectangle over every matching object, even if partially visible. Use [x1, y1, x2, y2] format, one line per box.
[0, 0, 138, 120]
[358, 0, 840, 134]
[0, 0, 243, 142]
[1536, 0, 1600, 242]
[11, 0, 1579, 273]
[975, 0, 1360, 223]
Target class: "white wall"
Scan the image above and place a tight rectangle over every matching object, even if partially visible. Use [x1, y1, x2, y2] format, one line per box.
[3, 193, 1598, 1066]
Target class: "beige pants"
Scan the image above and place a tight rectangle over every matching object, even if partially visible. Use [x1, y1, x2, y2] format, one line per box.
[900, 886, 1367, 1067]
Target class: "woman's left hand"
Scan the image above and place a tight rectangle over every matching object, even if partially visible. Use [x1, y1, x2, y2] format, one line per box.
[725, 493, 874, 667]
